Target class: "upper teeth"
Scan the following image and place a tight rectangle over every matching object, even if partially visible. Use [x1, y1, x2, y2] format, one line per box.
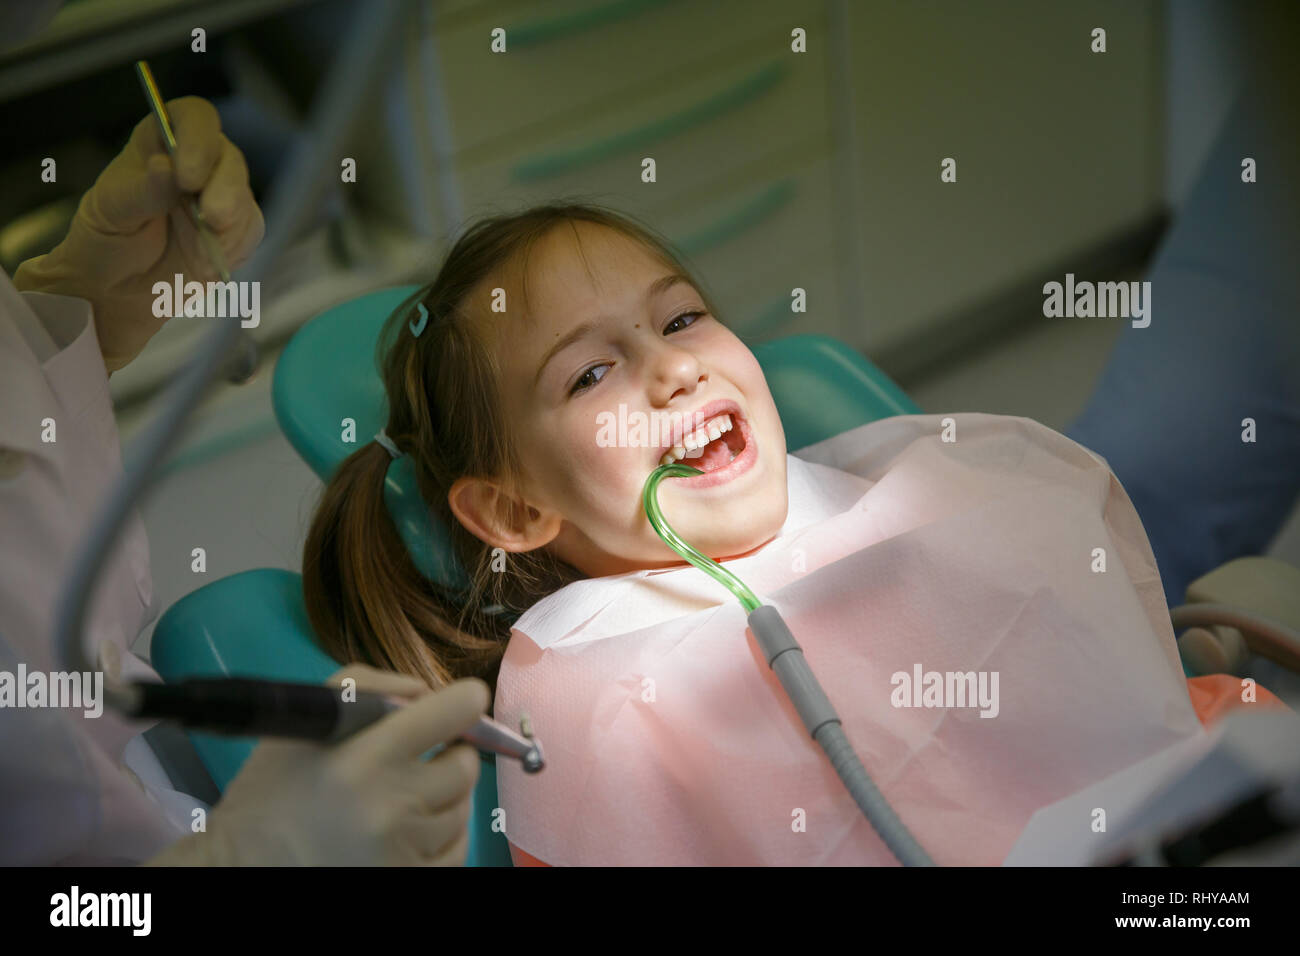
[660, 414, 734, 466]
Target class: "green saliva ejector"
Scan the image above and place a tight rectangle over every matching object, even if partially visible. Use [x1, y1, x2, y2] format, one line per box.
[643, 463, 936, 867]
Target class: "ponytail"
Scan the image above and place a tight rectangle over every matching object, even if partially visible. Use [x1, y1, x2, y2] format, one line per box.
[301, 440, 506, 695]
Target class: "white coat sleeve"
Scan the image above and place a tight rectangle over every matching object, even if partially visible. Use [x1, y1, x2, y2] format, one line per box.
[0, 271, 191, 864]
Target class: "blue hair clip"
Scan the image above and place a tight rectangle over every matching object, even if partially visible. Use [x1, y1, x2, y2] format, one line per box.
[409, 303, 429, 337]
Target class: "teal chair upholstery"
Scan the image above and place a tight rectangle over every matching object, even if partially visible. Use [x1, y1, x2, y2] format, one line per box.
[150, 285, 922, 866]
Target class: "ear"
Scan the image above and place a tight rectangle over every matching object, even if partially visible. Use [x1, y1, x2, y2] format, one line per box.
[447, 476, 563, 552]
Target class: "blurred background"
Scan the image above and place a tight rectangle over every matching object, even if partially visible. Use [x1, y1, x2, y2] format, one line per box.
[0, 0, 1295, 656]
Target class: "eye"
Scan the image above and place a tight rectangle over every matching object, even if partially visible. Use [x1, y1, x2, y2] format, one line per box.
[665, 310, 706, 334]
[570, 362, 611, 395]
[567, 311, 707, 397]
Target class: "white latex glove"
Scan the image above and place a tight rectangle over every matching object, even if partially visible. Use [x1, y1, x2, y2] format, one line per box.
[14, 96, 264, 374]
[147, 666, 488, 866]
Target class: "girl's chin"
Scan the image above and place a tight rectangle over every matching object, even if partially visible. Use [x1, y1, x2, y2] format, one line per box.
[712, 533, 778, 562]
[684, 527, 777, 563]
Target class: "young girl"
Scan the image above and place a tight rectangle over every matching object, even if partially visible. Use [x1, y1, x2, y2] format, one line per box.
[301, 203, 1288, 866]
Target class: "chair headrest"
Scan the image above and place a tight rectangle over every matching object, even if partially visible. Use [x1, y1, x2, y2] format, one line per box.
[273, 285, 468, 589]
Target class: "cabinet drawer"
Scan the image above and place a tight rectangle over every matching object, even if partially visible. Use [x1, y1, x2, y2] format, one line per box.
[454, 44, 830, 226]
[436, 0, 828, 159]
[846, 0, 1163, 351]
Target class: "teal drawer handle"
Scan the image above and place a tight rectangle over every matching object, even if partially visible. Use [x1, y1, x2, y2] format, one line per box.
[512, 60, 788, 182]
[508, 0, 677, 48]
[677, 178, 796, 257]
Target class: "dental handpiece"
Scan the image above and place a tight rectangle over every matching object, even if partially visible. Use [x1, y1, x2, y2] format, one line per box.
[127, 679, 545, 773]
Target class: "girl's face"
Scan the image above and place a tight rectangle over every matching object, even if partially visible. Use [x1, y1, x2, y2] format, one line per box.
[465, 222, 789, 578]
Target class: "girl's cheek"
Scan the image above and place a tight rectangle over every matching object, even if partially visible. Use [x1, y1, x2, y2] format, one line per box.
[568, 440, 614, 481]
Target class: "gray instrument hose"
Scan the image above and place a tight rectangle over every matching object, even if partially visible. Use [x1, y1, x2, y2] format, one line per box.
[748, 604, 936, 867]
[52, 0, 414, 707]
[1170, 603, 1300, 669]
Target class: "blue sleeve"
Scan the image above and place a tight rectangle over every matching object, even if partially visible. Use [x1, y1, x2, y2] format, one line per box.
[1066, 79, 1300, 608]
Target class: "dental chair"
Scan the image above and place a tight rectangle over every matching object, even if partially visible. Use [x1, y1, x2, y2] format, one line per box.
[156, 286, 1277, 865]
[149, 284, 923, 866]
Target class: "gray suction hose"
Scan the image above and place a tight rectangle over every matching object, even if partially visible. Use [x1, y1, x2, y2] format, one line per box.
[748, 604, 936, 866]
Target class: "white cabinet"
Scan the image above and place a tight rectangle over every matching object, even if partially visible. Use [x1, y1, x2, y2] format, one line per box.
[374, 0, 1165, 365]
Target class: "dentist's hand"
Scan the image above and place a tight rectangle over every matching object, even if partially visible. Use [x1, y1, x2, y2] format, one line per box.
[147, 666, 488, 867]
[14, 96, 264, 374]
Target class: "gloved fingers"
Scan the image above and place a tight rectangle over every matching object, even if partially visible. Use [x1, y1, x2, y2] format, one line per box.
[101, 97, 218, 233]
[195, 135, 251, 231]
[166, 204, 212, 280]
[400, 796, 473, 864]
[326, 663, 431, 701]
[414, 742, 482, 812]
[77, 148, 179, 238]
[167, 201, 245, 286]
[226, 197, 265, 270]
[132, 95, 224, 194]
[195, 135, 265, 269]
[416, 811, 473, 866]
[357, 677, 490, 763]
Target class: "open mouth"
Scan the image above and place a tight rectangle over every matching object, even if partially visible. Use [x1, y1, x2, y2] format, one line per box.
[658, 411, 746, 472]
[656, 405, 758, 489]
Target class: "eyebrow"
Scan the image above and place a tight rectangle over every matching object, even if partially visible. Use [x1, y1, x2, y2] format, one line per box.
[534, 273, 692, 388]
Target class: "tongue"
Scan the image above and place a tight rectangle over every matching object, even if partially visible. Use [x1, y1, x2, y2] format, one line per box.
[695, 436, 733, 473]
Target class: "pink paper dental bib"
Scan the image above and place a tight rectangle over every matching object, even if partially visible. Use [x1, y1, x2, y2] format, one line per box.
[495, 413, 1204, 866]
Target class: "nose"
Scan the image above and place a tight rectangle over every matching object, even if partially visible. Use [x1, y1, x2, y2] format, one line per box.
[646, 339, 707, 407]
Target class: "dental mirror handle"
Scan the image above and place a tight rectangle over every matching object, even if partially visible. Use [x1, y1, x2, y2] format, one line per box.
[135, 59, 260, 385]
